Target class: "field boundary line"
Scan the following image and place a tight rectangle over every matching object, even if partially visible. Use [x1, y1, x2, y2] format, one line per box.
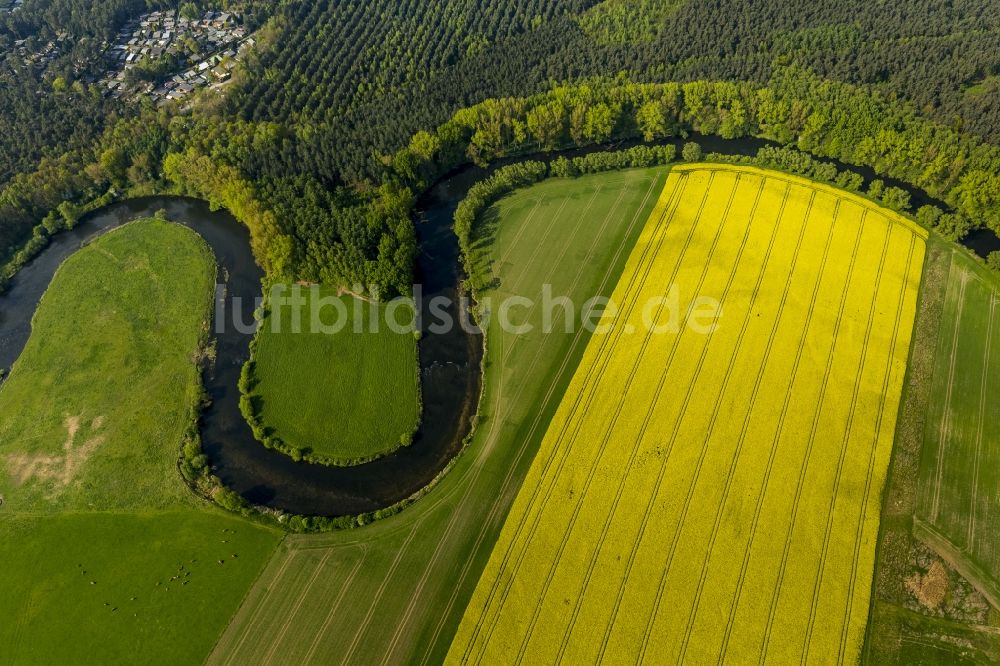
[968, 295, 997, 551]
[383, 173, 639, 664]
[511, 175, 758, 664]
[716, 197, 843, 663]
[673, 182, 806, 662]
[469, 172, 726, 663]
[338, 522, 420, 666]
[459, 171, 700, 663]
[800, 219, 894, 662]
[418, 171, 665, 665]
[218, 546, 303, 666]
[836, 235, 918, 663]
[261, 550, 335, 664]
[624, 177, 770, 663]
[930, 267, 968, 522]
[202, 532, 287, 665]
[758, 209, 869, 663]
[301, 547, 369, 664]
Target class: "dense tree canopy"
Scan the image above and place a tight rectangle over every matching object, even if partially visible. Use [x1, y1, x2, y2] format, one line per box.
[222, 0, 1000, 183]
[3, 0, 1000, 295]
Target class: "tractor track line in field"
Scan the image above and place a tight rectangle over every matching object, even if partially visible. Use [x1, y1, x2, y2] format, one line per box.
[458, 172, 699, 662]
[471, 173, 725, 662]
[930, 269, 968, 523]
[758, 210, 869, 664]
[502, 196, 573, 297]
[417, 172, 664, 665]
[300, 548, 369, 664]
[636, 179, 792, 663]
[836, 236, 918, 664]
[512, 175, 758, 664]
[674, 183, 805, 662]
[338, 523, 420, 666]
[219, 547, 303, 665]
[261, 550, 335, 664]
[495, 178, 631, 271]
[914, 252, 956, 515]
[462, 172, 704, 663]
[383, 176, 638, 665]
[716, 197, 842, 664]
[592, 178, 791, 666]
[496, 197, 544, 268]
[501, 183, 625, 366]
[379, 332, 510, 666]
[968, 295, 997, 551]
[562, 174, 760, 664]
[633, 180, 779, 664]
[800, 221, 894, 662]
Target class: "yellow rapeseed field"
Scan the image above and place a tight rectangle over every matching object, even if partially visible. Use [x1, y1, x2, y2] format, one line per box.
[447, 164, 927, 664]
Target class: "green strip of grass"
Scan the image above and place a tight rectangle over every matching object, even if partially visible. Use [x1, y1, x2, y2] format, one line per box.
[246, 287, 420, 465]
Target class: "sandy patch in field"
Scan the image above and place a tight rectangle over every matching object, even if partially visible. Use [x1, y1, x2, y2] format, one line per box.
[5, 415, 105, 491]
[906, 559, 949, 610]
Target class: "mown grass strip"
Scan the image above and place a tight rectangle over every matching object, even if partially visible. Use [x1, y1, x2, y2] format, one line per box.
[460, 172, 701, 663]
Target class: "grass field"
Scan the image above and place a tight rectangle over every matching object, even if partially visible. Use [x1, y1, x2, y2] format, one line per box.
[914, 245, 1000, 598]
[250, 287, 420, 463]
[0, 511, 279, 664]
[0, 220, 281, 664]
[0, 219, 217, 511]
[206, 167, 669, 665]
[861, 238, 1000, 665]
[447, 165, 927, 664]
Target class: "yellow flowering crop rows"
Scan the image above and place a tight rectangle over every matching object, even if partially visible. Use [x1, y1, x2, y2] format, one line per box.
[448, 164, 927, 665]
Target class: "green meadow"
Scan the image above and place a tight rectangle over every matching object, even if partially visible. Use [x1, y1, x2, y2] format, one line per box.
[0, 220, 281, 664]
[915, 244, 1000, 596]
[249, 287, 420, 464]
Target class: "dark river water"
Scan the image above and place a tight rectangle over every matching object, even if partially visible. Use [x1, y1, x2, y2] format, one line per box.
[0, 136, 996, 517]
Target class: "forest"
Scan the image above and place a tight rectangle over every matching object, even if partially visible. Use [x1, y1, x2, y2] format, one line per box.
[2, 0, 1000, 296]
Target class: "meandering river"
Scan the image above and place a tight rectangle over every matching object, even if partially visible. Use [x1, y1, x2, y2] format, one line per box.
[1, 136, 996, 517]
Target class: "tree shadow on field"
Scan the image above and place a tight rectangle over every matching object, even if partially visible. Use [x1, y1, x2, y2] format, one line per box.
[469, 206, 502, 289]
